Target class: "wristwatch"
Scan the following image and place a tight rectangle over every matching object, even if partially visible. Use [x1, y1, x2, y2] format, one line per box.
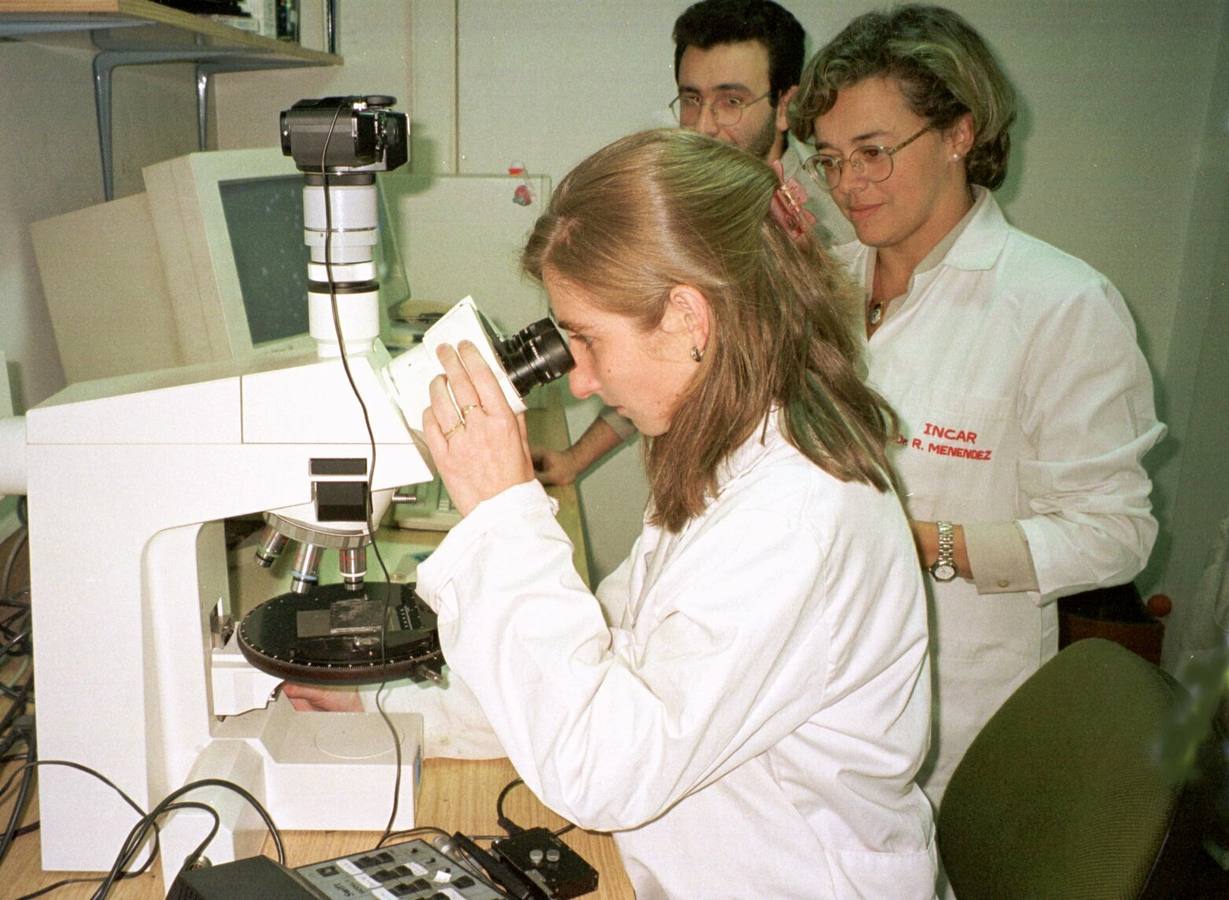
[929, 521, 958, 582]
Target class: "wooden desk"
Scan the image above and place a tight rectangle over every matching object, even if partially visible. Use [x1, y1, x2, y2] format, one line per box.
[3, 755, 632, 898]
[1, 389, 630, 898]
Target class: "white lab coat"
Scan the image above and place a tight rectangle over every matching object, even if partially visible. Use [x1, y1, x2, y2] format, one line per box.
[834, 189, 1165, 807]
[415, 414, 937, 899]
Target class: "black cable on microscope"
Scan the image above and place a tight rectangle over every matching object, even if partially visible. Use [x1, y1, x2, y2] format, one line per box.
[318, 100, 404, 850]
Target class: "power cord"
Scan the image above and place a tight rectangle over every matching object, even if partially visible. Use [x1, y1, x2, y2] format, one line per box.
[0, 495, 28, 585]
[4, 758, 158, 899]
[3, 761, 286, 900]
[495, 778, 575, 839]
[0, 708, 34, 868]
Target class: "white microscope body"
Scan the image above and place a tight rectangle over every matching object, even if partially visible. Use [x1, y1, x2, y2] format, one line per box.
[0, 97, 570, 888]
[10, 297, 532, 887]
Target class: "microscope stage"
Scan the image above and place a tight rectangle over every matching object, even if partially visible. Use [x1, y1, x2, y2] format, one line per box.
[237, 581, 444, 685]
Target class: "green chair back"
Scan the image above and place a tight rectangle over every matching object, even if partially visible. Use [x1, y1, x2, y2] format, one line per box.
[937, 638, 1186, 899]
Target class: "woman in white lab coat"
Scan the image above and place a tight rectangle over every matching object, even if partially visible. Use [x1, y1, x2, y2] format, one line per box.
[788, 4, 1165, 816]
[401, 128, 937, 898]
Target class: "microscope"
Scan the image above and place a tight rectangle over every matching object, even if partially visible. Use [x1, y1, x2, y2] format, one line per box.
[0, 96, 572, 887]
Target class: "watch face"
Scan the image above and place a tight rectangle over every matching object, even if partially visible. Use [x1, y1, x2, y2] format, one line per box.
[930, 562, 958, 582]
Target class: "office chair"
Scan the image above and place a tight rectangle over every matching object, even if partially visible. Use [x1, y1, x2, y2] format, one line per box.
[1058, 583, 1168, 665]
[937, 638, 1228, 899]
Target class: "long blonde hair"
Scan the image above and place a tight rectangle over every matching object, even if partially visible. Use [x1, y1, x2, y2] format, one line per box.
[523, 129, 899, 532]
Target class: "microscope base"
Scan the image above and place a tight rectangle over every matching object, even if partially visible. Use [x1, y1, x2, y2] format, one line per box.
[159, 698, 422, 888]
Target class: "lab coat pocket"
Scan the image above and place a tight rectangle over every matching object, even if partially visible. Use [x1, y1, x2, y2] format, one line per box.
[828, 844, 938, 900]
[890, 391, 1014, 521]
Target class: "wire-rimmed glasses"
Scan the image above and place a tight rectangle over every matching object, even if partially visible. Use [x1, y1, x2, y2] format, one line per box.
[669, 90, 772, 128]
[802, 125, 932, 191]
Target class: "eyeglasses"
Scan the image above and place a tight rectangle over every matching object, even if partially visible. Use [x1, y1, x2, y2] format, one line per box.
[669, 90, 772, 128]
[802, 125, 932, 191]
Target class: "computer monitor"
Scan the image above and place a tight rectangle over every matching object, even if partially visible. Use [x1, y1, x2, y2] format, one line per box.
[33, 148, 410, 383]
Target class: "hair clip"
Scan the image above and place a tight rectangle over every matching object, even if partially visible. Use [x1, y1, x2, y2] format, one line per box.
[769, 160, 816, 243]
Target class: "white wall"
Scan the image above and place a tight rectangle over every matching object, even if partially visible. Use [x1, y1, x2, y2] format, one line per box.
[0, 33, 198, 414]
[212, 2, 413, 149]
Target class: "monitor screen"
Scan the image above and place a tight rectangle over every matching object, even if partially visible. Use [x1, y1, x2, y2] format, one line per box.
[35, 147, 410, 384]
[218, 175, 311, 346]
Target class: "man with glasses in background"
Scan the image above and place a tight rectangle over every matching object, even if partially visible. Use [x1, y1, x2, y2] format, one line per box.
[533, 0, 850, 488]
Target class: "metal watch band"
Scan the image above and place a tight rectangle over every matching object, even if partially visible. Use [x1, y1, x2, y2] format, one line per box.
[930, 520, 958, 582]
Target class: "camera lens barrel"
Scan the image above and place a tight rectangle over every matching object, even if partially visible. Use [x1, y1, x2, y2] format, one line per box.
[496, 319, 575, 397]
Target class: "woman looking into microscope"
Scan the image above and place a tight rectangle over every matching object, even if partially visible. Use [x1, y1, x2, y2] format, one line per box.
[337, 128, 936, 897]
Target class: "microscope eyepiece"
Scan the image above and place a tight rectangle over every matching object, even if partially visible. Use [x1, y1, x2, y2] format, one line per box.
[496, 318, 575, 398]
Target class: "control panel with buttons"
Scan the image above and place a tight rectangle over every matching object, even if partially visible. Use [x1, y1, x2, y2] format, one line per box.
[296, 839, 506, 899]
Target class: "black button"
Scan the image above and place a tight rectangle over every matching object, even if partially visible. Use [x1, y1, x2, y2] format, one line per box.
[314, 864, 339, 877]
[454, 875, 475, 888]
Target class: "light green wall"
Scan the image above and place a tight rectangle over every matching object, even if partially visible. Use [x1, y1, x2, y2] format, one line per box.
[1152, 1, 1229, 660]
[412, 0, 1229, 593]
[1, 2, 1224, 617]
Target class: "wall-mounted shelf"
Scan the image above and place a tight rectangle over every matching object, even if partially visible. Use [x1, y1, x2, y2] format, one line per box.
[0, 1, 344, 199]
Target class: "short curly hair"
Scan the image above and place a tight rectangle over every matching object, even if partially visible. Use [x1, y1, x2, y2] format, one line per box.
[790, 4, 1016, 189]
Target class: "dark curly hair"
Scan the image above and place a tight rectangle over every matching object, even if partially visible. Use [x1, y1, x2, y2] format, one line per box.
[673, 0, 806, 105]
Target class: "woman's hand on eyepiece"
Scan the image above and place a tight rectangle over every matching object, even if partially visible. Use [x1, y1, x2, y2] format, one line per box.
[423, 341, 534, 517]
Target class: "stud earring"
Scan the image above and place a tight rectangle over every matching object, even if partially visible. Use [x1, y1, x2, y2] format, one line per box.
[690, 346, 704, 363]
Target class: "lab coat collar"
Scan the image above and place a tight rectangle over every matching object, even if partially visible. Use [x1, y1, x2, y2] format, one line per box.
[643, 413, 783, 532]
[714, 411, 786, 490]
[938, 186, 1009, 273]
[834, 187, 1011, 305]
